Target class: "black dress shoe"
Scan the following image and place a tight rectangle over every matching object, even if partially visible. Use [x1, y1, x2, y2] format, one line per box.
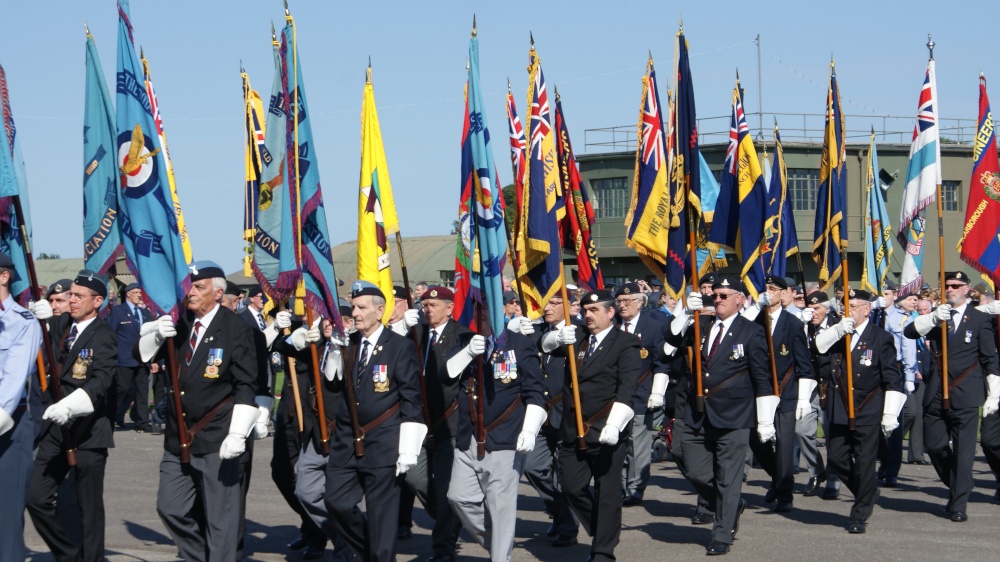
[880, 477, 897, 488]
[691, 512, 714, 525]
[951, 511, 968, 522]
[802, 477, 821, 497]
[847, 520, 866, 534]
[731, 498, 746, 539]
[622, 496, 642, 507]
[821, 488, 840, 500]
[764, 488, 776, 503]
[397, 526, 413, 541]
[706, 541, 731, 555]
[303, 545, 325, 560]
[552, 535, 578, 547]
[288, 536, 308, 551]
[774, 501, 793, 513]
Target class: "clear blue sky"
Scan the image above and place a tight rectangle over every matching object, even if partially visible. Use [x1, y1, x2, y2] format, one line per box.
[2, 0, 997, 273]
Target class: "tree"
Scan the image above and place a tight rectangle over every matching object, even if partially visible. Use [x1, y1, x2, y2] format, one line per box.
[451, 219, 461, 235]
[37, 252, 61, 260]
[502, 183, 516, 234]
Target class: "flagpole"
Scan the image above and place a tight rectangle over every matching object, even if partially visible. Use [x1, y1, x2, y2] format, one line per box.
[505, 77, 529, 304]
[832, 59, 856, 429]
[927, 36, 950, 410]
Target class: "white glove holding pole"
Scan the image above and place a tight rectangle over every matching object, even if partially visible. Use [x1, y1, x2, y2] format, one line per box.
[507, 316, 535, 336]
[396, 422, 428, 476]
[881, 390, 907, 437]
[912, 312, 938, 336]
[874, 296, 887, 309]
[323, 344, 344, 381]
[796, 379, 817, 420]
[599, 402, 635, 446]
[446, 335, 487, 379]
[264, 311, 293, 348]
[984, 374, 1000, 417]
[835, 316, 855, 337]
[904, 380, 916, 394]
[41, 389, 95, 426]
[685, 292, 704, 313]
[138, 316, 174, 362]
[516, 404, 548, 453]
[756, 292, 771, 310]
[755, 395, 781, 443]
[934, 303, 953, 322]
[29, 300, 53, 320]
[815, 316, 855, 354]
[219, 404, 260, 459]
[647, 373, 669, 410]
[541, 324, 577, 353]
[403, 309, 420, 329]
[800, 307, 814, 323]
[252, 396, 274, 439]
[291, 318, 322, 351]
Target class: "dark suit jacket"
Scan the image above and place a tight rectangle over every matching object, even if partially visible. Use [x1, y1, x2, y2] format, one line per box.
[904, 305, 1000, 410]
[754, 309, 815, 414]
[134, 306, 259, 456]
[273, 330, 341, 453]
[825, 321, 901, 426]
[42, 313, 117, 450]
[329, 327, 423, 468]
[417, 320, 473, 441]
[554, 327, 641, 445]
[237, 307, 273, 397]
[618, 312, 668, 413]
[667, 314, 772, 430]
[107, 302, 153, 367]
[455, 330, 543, 452]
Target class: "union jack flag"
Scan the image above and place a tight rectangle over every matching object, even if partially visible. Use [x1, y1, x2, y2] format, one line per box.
[724, 96, 749, 175]
[528, 67, 551, 159]
[916, 69, 936, 133]
[507, 91, 526, 182]
[642, 78, 665, 169]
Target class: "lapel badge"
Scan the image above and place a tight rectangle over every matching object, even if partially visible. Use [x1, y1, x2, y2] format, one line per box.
[372, 364, 390, 392]
[639, 348, 649, 359]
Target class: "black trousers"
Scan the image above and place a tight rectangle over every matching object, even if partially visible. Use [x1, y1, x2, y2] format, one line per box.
[877, 423, 903, 480]
[749, 409, 796, 503]
[924, 401, 979, 512]
[271, 407, 327, 548]
[325, 463, 400, 562]
[903, 383, 926, 462]
[559, 438, 628, 562]
[982, 411, 1000, 485]
[115, 364, 150, 425]
[671, 418, 713, 517]
[26, 439, 107, 562]
[675, 422, 749, 545]
[826, 422, 879, 522]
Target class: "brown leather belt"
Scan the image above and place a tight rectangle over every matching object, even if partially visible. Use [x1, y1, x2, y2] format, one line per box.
[636, 368, 653, 387]
[581, 400, 616, 434]
[431, 399, 459, 430]
[777, 366, 795, 395]
[184, 395, 233, 444]
[485, 396, 522, 433]
[948, 363, 978, 391]
[544, 392, 563, 412]
[360, 402, 401, 437]
[703, 369, 748, 398]
[856, 386, 882, 414]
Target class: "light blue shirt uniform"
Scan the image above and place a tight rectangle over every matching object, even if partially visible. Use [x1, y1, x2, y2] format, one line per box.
[0, 294, 42, 417]
[884, 305, 917, 385]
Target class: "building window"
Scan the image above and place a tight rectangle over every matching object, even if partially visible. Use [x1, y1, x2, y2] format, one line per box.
[942, 180, 961, 212]
[787, 168, 819, 211]
[590, 177, 630, 219]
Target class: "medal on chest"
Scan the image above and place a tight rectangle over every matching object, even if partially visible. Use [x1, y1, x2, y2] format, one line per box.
[729, 344, 744, 361]
[494, 349, 519, 384]
[965, 330, 972, 344]
[72, 349, 93, 379]
[204, 348, 223, 379]
[859, 349, 872, 367]
[372, 364, 390, 392]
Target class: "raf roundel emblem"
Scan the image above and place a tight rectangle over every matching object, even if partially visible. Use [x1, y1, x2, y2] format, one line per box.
[117, 125, 161, 199]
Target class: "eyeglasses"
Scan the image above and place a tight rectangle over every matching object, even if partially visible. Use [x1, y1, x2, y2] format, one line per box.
[945, 284, 966, 289]
[615, 298, 640, 305]
[712, 292, 736, 301]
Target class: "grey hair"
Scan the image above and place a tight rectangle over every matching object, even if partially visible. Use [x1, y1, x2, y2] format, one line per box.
[211, 277, 227, 292]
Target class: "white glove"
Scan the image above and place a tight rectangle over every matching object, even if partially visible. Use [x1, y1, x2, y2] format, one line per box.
[904, 380, 916, 394]
[685, 292, 703, 313]
[42, 388, 95, 426]
[507, 316, 535, 335]
[516, 404, 548, 453]
[874, 296, 887, 309]
[647, 373, 669, 410]
[934, 303, 953, 322]
[154, 315, 177, 343]
[291, 318, 322, 350]
[984, 374, 1000, 417]
[0, 408, 13, 437]
[396, 421, 428, 476]
[138, 315, 175, 362]
[599, 402, 635, 446]
[446, 335, 487, 379]
[835, 316, 855, 337]
[796, 379, 817, 420]
[755, 395, 781, 443]
[403, 309, 420, 328]
[29, 300, 53, 320]
[881, 390, 906, 437]
[274, 310, 292, 329]
[220, 404, 260, 459]
[756, 292, 771, 309]
[800, 307, 814, 323]
[556, 325, 577, 346]
[912, 312, 938, 336]
[977, 301, 1000, 315]
[253, 396, 274, 440]
[139, 319, 159, 337]
[323, 344, 344, 381]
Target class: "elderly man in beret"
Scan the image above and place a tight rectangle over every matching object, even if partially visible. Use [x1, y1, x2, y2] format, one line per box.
[107, 282, 155, 431]
[136, 260, 260, 560]
[27, 270, 117, 561]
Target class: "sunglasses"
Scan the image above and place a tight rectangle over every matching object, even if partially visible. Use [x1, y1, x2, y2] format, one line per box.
[945, 284, 966, 289]
[712, 292, 737, 301]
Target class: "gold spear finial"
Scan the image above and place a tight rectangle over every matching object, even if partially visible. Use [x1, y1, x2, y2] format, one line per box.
[271, 21, 276, 42]
[471, 14, 477, 38]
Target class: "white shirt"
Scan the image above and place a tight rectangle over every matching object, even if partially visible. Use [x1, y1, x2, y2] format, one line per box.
[71, 315, 98, 338]
[768, 308, 782, 335]
[850, 319, 869, 351]
[950, 301, 969, 333]
[620, 312, 639, 334]
[249, 307, 266, 331]
[359, 324, 385, 364]
[708, 313, 739, 354]
[590, 324, 615, 349]
[191, 304, 221, 351]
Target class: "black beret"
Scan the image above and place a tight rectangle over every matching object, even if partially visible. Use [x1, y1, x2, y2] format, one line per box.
[616, 283, 641, 297]
[225, 281, 241, 296]
[847, 288, 873, 301]
[0, 251, 13, 269]
[46, 278, 73, 298]
[502, 290, 518, 304]
[806, 291, 829, 305]
[765, 275, 788, 290]
[247, 285, 264, 298]
[423, 286, 455, 301]
[582, 289, 615, 305]
[124, 283, 141, 293]
[73, 269, 107, 299]
[352, 280, 386, 300]
[339, 304, 353, 317]
[188, 260, 225, 282]
[392, 285, 407, 299]
[650, 278, 663, 288]
[783, 276, 797, 288]
[945, 271, 970, 285]
[699, 273, 718, 286]
[712, 276, 745, 294]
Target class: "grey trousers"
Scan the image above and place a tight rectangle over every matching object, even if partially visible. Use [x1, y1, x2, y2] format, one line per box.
[157, 450, 243, 562]
[903, 382, 926, 462]
[295, 444, 353, 561]
[672, 418, 713, 516]
[448, 446, 524, 562]
[622, 410, 654, 499]
[523, 427, 578, 537]
[402, 438, 463, 559]
[676, 422, 750, 545]
[795, 396, 824, 478]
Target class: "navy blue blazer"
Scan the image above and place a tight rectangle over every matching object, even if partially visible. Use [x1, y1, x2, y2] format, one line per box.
[754, 309, 815, 414]
[617, 312, 668, 413]
[826, 321, 902, 426]
[107, 302, 153, 367]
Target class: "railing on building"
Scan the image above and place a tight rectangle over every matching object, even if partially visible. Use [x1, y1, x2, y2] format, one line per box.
[583, 112, 977, 153]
